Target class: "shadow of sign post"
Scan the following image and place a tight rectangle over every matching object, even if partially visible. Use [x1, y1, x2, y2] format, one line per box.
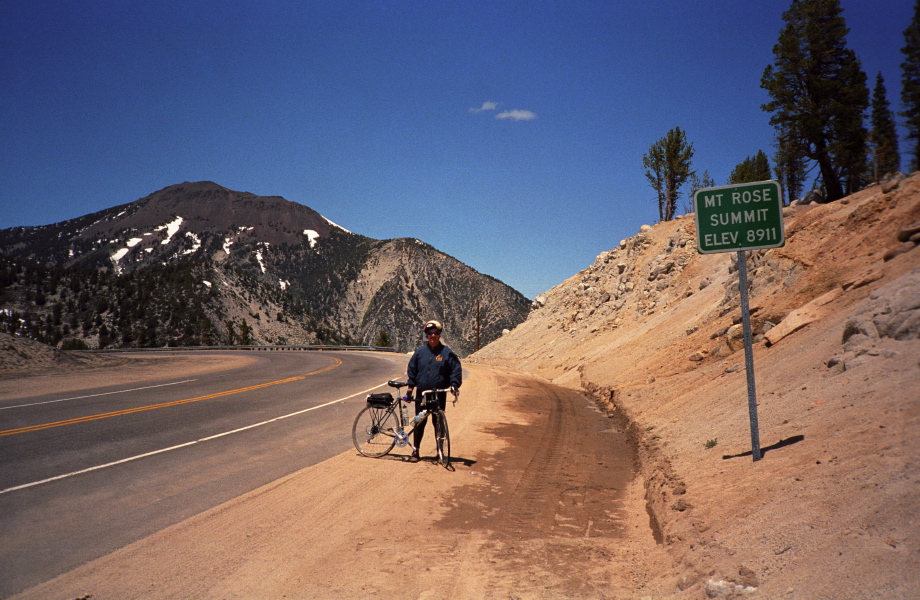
[722, 435, 805, 460]
[693, 180, 785, 462]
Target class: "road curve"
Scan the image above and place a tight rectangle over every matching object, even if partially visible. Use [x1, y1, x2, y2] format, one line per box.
[0, 350, 406, 598]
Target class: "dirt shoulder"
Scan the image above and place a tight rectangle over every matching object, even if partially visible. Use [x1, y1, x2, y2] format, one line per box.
[9, 362, 669, 600]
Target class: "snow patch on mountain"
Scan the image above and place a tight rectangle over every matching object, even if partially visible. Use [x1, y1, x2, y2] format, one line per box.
[181, 232, 202, 256]
[110, 216, 186, 271]
[323, 217, 351, 234]
[111, 247, 130, 265]
[255, 249, 266, 273]
[155, 216, 184, 245]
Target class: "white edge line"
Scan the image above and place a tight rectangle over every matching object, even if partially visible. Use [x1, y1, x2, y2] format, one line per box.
[1, 380, 198, 411]
[0, 381, 390, 496]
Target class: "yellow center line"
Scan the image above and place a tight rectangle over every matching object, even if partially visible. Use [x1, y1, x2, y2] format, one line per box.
[0, 357, 342, 438]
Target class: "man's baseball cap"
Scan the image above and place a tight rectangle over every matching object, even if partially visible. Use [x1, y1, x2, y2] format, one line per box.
[424, 319, 443, 332]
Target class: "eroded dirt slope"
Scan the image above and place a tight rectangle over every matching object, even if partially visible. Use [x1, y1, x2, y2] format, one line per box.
[472, 174, 920, 598]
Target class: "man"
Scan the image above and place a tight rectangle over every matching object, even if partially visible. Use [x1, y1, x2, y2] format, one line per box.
[405, 319, 462, 463]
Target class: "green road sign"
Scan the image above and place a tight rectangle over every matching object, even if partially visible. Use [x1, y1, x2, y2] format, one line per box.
[693, 180, 785, 254]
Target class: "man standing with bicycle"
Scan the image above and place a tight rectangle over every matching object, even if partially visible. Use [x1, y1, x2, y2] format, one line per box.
[405, 319, 461, 463]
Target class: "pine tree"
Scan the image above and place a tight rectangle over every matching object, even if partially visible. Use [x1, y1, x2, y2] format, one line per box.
[870, 73, 902, 180]
[752, 149, 772, 182]
[689, 170, 715, 195]
[761, 0, 870, 201]
[773, 121, 809, 203]
[902, 1, 920, 171]
[728, 159, 750, 185]
[238, 320, 253, 345]
[642, 127, 695, 222]
[686, 170, 715, 215]
[643, 140, 667, 222]
[728, 150, 772, 184]
[373, 330, 393, 348]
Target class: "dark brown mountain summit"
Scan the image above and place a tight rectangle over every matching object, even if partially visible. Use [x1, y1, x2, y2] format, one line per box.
[92, 181, 341, 244]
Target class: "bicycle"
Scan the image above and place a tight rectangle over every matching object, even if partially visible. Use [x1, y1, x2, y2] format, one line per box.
[352, 380, 455, 468]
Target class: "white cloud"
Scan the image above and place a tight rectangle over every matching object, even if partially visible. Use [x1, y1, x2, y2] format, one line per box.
[496, 109, 537, 121]
[469, 101, 499, 113]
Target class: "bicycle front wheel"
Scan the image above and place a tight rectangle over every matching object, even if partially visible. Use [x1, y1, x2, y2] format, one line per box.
[352, 405, 399, 457]
[433, 410, 451, 467]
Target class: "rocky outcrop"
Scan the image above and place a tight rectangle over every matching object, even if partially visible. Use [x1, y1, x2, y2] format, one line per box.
[826, 267, 920, 372]
[764, 287, 843, 346]
[333, 238, 530, 355]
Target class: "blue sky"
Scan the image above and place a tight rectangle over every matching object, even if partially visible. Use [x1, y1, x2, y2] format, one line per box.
[1, 1, 912, 299]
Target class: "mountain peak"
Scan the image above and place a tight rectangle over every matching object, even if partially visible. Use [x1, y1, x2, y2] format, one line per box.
[0, 182, 530, 354]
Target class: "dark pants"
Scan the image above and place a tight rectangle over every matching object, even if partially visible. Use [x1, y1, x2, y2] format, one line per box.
[413, 391, 447, 450]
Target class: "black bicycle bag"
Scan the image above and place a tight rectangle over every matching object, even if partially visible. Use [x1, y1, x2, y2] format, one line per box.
[366, 392, 394, 407]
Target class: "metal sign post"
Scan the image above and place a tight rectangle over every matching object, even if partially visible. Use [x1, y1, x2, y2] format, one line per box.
[735, 249, 761, 461]
[693, 180, 785, 462]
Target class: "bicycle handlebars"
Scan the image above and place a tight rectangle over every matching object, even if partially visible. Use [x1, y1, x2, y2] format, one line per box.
[387, 381, 458, 404]
[422, 388, 453, 396]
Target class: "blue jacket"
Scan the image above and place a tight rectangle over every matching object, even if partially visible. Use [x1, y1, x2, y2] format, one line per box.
[407, 343, 462, 392]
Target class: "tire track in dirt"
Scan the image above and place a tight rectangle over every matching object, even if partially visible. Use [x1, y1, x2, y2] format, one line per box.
[501, 380, 574, 538]
[436, 370, 641, 598]
[466, 376, 631, 540]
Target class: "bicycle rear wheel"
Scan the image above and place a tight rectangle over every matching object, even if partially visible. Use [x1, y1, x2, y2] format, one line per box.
[352, 405, 398, 457]
[433, 410, 451, 467]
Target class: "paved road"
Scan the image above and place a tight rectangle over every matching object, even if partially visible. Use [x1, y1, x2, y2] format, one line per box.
[0, 350, 406, 598]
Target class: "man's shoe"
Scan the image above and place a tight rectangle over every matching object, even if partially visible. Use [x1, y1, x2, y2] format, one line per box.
[409, 451, 420, 463]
